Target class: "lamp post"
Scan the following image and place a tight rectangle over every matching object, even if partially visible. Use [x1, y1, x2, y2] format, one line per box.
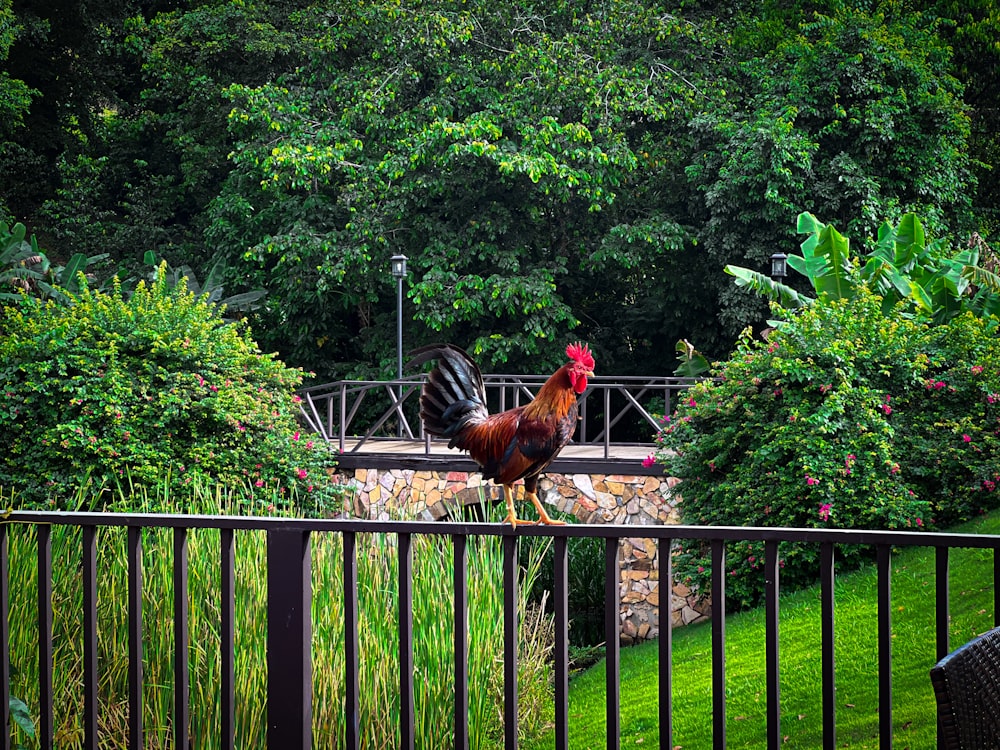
[770, 252, 788, 283]
[390, 255, 408, 381]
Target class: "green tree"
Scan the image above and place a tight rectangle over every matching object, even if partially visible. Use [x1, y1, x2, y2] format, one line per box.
[0, 0, 37, 218]
[34, 0, 308, 274]
[209, 0, 725, 378]
[687, 4, 976, 341]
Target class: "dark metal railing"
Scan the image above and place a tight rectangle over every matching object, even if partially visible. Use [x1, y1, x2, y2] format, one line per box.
[296, 375, 702, 457]
[3, 511, 999, 749]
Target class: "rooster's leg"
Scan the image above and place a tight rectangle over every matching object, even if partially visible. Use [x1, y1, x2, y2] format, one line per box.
[526, 490, 566, 525]
[503, 484, 536, 526]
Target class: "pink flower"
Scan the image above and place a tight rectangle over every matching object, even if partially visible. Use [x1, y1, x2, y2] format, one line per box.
[818, 503, 833, 521]
[293, 395, 303, 403]
[881, 404, 892, 415]
[254, 479, 264, 487]
[642, 455, 656, 468]
[972, 365, 984, 375]
[915, 518, 923, 527]
[292, 431, 300, 441]
[296, 468, 308, 479]
[806, 475, 819, 486]
[687, 398, 697, 407]
[306, 440, 314, 449]
[963, 434, 972, 443]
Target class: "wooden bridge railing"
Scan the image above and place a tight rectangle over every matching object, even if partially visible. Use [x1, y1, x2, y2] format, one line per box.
[296, 375, 703, 458]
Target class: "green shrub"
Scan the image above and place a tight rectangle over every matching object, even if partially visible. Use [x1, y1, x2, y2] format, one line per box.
[0, 267, 337, 511]
[893, 311, 1000, 526]
[656, 289, 1000, 608]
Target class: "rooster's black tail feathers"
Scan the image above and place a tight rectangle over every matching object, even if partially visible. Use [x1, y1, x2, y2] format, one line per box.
[406, 344, 489, 445]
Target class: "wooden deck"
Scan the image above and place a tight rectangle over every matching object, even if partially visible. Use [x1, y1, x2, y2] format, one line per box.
[330, 438, 660, 475]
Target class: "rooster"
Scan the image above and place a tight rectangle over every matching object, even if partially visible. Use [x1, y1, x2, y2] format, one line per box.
[407, 342, 595, 525]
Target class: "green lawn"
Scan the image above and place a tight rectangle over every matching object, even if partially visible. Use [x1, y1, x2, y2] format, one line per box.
[525, 512, 1000, 749]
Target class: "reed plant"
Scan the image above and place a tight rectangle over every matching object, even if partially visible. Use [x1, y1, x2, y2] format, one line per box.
[6, 485, 553, 749]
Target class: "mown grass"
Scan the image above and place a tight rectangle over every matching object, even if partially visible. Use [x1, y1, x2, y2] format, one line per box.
[524, 511, 1000, 750]
[5, 487, 553, 749]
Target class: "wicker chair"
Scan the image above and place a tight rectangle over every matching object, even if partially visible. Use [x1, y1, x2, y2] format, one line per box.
[930, 625, 1000, 749]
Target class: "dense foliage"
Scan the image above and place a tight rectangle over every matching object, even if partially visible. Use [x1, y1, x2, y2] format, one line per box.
[656, 215, 1000, 608]
[1, 0, 993, 379]
[0, 267, 337, 510]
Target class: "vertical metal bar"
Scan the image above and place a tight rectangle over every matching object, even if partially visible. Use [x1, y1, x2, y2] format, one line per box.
[220, 528, 235, 750]
[604, 387, 612, 459]
[453, 534, 470, 750]
[324, 393, 333, 444]
[266, 529, 312, 750]
[658, 538, 673, 750]
[339, 382, 347, 453]
[0, 525, 8, 750]
[83, 526, 98, 750]
[579, 389, 588, 444]
[711, 539, 726, 750]
[994, 545, 1000, 628]
[128, 525, 143, 750]
[554, 537, 570, 750]
[37, 525, 52, 750]
[396, 275, 404, 383]
[935, 547, 950, 660]
[877, 544, 892, 750]
[764, 540, 780, 750]
[935, 545, 950, 750]
[605, 537, 621, 750]
[820, 543, 836, 750]
[399, 533, 415, 750]
[344, 531, 360, 750]
[173, 528, 190, 750]
[503, 534, 519, 750]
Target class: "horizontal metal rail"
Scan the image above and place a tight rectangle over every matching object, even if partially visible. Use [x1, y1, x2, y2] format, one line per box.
[297, 375, 702, 458]
[3, 511, 998, 749]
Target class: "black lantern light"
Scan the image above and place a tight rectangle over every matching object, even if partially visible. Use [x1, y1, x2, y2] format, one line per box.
[391, 254, 408, 280]
[770, 252, 788, 282]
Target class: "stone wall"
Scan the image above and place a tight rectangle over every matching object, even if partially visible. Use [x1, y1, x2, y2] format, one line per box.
[330, 466, 712, 642]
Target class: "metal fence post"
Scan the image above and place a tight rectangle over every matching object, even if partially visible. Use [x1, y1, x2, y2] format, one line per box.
[267, 529, 312, 749]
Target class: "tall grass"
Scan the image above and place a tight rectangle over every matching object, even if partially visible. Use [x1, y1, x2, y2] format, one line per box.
[6, 487, 553, 749]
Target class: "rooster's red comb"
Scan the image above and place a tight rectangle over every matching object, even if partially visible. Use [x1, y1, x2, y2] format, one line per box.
[566, 342, 595, 370]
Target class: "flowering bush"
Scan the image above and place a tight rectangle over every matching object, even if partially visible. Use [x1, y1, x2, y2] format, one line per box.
[655, 289, 1000, 608]
[0, 268, 339, 512]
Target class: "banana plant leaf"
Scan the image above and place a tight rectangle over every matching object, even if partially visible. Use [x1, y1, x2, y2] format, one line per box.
[724, 265, 812, 308]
